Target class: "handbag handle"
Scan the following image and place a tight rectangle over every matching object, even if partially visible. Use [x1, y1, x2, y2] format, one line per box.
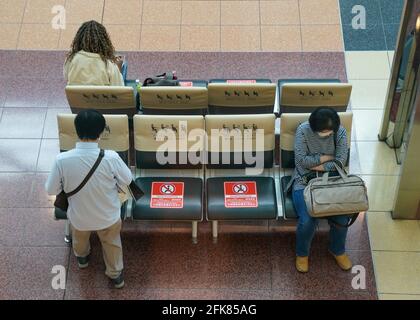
[321, 160, 349, 184]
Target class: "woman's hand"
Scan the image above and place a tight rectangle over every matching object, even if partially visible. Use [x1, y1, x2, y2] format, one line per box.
[310, 164, 325, 171]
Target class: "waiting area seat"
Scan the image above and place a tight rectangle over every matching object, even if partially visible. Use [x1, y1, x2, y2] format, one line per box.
[209, 79, 272, 84]
[279, 112, 353, 219]
[207, 81, 277, 114]
[55, 114, 131, 241]
[65, 85, 137, 117]
[132, 115, 205, 241]
[205, 114, 278, 238]
[138, 86, 208, 115]
[278, 79, 352, 114]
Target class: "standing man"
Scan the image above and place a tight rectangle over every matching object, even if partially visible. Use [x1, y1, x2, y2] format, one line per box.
[46, 109, 132, 289]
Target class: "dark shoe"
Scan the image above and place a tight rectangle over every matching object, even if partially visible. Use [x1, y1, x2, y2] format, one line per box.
[111, 272, 125, 289]
[77, 254, 90, 269]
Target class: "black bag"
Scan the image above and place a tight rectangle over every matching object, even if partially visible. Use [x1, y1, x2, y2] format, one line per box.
[143, 72, 179, 87]
[54, 150, 105, 211]
[128, 181, 145, 201]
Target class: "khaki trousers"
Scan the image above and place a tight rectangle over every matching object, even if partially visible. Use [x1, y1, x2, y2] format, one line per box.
[72, 219, 123, 279]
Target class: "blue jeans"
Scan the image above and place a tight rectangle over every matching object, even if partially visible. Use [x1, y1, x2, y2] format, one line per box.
[292, 189, 350, 257]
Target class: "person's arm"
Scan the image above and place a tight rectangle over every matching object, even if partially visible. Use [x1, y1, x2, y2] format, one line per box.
[311, 157, 335, 171]
[108, 61, 124, 86]
[323, 127, 348, 171]
[113, 155, 133, 187]
[45, 159, 63, 196]
[294, 126, 323, 169]
[63, 61, 69, 82]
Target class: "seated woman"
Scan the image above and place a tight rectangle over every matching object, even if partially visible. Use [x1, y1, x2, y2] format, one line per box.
[292, 107, 352, 273]
[64, 20, 127, 86]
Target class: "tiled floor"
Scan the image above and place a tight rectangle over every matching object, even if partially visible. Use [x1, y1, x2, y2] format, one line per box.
[0, 0, 419, 301]
[0, 0, 344, 52]
[0, 50, 378, 300]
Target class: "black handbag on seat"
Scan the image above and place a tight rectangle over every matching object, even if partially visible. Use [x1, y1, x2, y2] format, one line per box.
[54, 150, 105, 211]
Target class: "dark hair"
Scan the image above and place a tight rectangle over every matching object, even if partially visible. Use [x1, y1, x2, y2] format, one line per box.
[309, 107, 341, 133]
[66, 20, 117, 65]
[74, 109, 106, 140]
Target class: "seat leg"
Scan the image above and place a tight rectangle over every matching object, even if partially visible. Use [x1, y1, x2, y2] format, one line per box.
[192, 221, 198, 244]
[212, 221, 218, 240]
[64, 220, 72, 245]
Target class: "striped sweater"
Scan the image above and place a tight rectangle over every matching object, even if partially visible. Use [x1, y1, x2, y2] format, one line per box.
[292, 121, 348, 191]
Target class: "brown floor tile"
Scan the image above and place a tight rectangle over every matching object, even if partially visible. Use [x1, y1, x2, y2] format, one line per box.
[0, 247, 25, 289]
[260, 0, 300, 25]
[22, 208, 67, 247]
[0, 173, 37, 208]
[168, 289, 272, 300]
[320, 249, 377, 297]
[18, 24, 60, 50]
[0, 24, 20, 49]
[261, 26, 301, 52]
[142, 0, 181, 25]
[180, 26, 220, 51]
[103, 0, 143, 25]
[0, 50, 66, 79]
[64, 0, 104, 24]
[0, 0, 26, 23]
[4, 78, 52, 108]
[65, 287, 169, 300]
[28, 173, 56, 208]
[17, 247, 70, 290]
[23, 0, 66, 24]
[0, 208, 26, 246]
[221, 26, 260, 52]
[47, 79, 70, 108]
[0, 288, 65, 300]
[301, 25, 343, 52]
[0, 207, 65, 247]
[182, 1, 220, 26]
[140, 25, 180, 51]
[299, 0, 340, 25]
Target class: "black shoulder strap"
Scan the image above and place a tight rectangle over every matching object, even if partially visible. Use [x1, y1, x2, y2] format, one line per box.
[67, 149, 105, 197]
[334, 130, 337, 149]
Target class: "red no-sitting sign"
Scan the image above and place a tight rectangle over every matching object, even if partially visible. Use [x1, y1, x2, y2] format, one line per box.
[224, 181, 258, 208]
[150, 182, 185, 209]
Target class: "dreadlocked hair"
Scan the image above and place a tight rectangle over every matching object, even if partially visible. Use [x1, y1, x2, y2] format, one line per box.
[66, 20, 117, 65]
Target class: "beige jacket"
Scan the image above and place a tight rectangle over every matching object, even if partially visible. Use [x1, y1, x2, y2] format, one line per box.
[64, 50, 124, 86]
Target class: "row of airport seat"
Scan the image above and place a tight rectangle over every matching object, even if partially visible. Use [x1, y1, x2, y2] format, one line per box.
[55, 112, 353, 243]
[65, 79, 352, 116]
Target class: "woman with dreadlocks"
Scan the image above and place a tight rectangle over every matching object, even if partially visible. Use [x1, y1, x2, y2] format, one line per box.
[64, 21, 126, 86]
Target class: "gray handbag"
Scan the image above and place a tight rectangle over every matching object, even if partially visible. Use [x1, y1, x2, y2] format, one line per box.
[303, 162, 369, 221]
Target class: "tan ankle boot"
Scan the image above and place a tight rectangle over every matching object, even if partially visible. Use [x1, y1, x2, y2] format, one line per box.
[296, 256, 309, 273]
[331, 253, 353, 271]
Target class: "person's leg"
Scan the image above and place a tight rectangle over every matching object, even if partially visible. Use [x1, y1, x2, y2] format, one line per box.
[327, 215, 351, 256]
[96, 219, 124, 280]
[71, 225, 91, 258]
[292, 189, 318, 257]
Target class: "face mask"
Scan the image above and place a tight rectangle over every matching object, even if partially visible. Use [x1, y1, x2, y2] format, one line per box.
[318, 131, 333, 137]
